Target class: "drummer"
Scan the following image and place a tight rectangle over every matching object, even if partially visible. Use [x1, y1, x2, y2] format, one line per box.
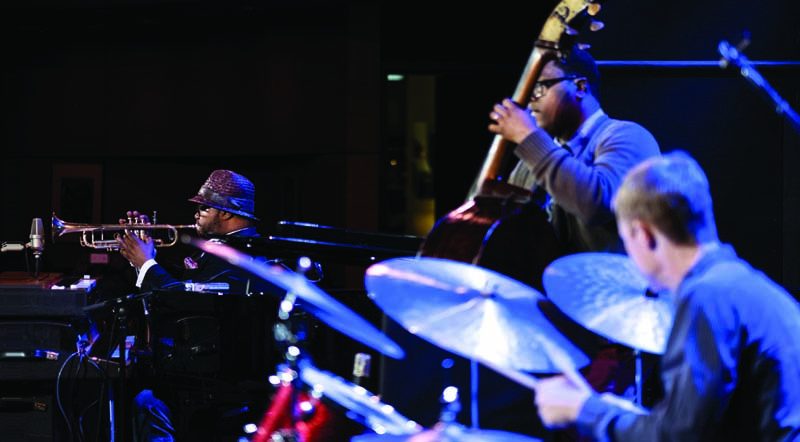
[534, 151, 800, 439]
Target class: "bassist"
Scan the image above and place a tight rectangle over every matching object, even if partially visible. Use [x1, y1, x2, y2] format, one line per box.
[489, 47, 660, 255]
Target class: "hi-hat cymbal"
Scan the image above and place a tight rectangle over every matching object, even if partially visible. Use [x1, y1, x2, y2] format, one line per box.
[298, 361, 422, 436]
[190, 238, 405, 359]
[543, 253, 675, 355]
[365, 257, 588, 373]
[352, 423, 542, 442]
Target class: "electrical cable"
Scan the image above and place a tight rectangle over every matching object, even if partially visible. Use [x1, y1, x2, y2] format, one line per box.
[56, 352, 79, 441]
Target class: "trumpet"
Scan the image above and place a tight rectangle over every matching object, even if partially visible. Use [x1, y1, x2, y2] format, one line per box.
[52, 213, 197, 250]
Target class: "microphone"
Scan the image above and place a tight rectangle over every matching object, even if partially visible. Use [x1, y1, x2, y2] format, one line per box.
[718, 33, 750, 69]
[28, 218, 45, 258]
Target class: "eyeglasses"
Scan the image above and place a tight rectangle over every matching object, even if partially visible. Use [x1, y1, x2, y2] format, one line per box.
[196, 205, 213, 213]
[530, 76, 579, 100]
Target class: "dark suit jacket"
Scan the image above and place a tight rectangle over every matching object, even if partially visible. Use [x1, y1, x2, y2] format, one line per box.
[140, 227, 266, 295]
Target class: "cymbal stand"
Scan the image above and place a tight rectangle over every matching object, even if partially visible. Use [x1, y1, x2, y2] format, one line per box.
[270, 292, 303, 440]
[260, 257, 324, 442]
[265, 258, 318, 441]
[438, 385, 461, 425]
[634, 350, 643, 406]
[438, 357, 477, 429]
[434, 385, 473, 437]
[469, 359, 479, 429]
[442, 355, 478, 428]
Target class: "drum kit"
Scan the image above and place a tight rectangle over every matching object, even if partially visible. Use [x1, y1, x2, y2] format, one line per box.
[192, 238, 676, 441]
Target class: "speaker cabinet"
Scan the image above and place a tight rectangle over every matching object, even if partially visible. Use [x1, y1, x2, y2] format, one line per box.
[0, 321, 79, 380]
[0, 393, 54, 442]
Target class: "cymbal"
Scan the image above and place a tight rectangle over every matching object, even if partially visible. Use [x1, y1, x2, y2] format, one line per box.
[352, 423, 541, 442]
[189, 238, 404, 359]
[365, 257, 588, 373]
[298, 361, 422, 436]
[542, 253, 675, 354]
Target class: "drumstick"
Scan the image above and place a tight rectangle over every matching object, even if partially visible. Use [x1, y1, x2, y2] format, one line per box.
[480, 348, 648, 416]
[478, 358, 540, 390]
[538, 339, 593, 392]
[539, 341, 648, 414]
[478, 339, 592, 393]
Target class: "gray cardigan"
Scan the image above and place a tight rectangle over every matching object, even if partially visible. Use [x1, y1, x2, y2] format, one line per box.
[509, 113, 660, 253]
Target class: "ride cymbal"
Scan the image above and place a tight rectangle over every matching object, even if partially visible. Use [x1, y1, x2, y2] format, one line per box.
[543, 253, 675, 355]
[365, 257, 587, 372]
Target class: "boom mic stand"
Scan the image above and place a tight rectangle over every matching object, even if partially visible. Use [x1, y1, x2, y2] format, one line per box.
[719, 38, 800, 134]
[0, 243, 42, 278]
[84, 291, 153, 442]
[2, 218, 46, 277]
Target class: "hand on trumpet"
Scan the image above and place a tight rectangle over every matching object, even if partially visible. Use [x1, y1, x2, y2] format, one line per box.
[116, 210, 156, 269]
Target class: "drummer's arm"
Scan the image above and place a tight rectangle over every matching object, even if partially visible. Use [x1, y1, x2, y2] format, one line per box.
[575, 293, 739, 442]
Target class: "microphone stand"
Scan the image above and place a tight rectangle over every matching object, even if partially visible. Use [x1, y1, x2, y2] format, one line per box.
[719, 39, 800, 134]
[84, 291, 153, 442]
[31, 251, 42, 278]
[0, 241, 40, 278]
[0, 242, 26, 253]
[3, 218, 46, 277]
[113, 298, 129, 442]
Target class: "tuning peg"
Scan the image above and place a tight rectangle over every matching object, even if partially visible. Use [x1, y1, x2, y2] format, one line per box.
[587, 3, 602, 16]
[590, 20, 605, 32]
[565, 25, 578, 36]
[577, 43, 592, 50]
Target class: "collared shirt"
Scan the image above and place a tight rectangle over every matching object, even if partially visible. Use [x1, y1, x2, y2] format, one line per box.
[576, 244, 800, 441]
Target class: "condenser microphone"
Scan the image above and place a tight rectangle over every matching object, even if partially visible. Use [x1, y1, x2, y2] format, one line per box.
[29, 218, 45, 258]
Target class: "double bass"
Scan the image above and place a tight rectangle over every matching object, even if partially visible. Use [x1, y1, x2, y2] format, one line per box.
[419, 0, 604, 289]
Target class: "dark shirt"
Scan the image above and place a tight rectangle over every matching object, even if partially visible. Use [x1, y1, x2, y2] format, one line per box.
[576, 244, 800, 441]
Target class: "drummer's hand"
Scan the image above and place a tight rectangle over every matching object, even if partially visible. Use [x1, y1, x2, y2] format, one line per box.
[488, 98, 537, 144]
[534, 374, 592, 428]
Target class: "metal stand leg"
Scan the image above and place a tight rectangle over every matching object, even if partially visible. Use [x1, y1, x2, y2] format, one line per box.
[109, 389, 116, 442]
[470, 359, 479, 429]
[115, 302, 129, 442]
[634, 350, 643, 406]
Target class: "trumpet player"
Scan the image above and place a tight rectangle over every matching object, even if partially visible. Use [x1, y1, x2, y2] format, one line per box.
[116, 169, 262, 294]
[115, 169, 270, 442]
